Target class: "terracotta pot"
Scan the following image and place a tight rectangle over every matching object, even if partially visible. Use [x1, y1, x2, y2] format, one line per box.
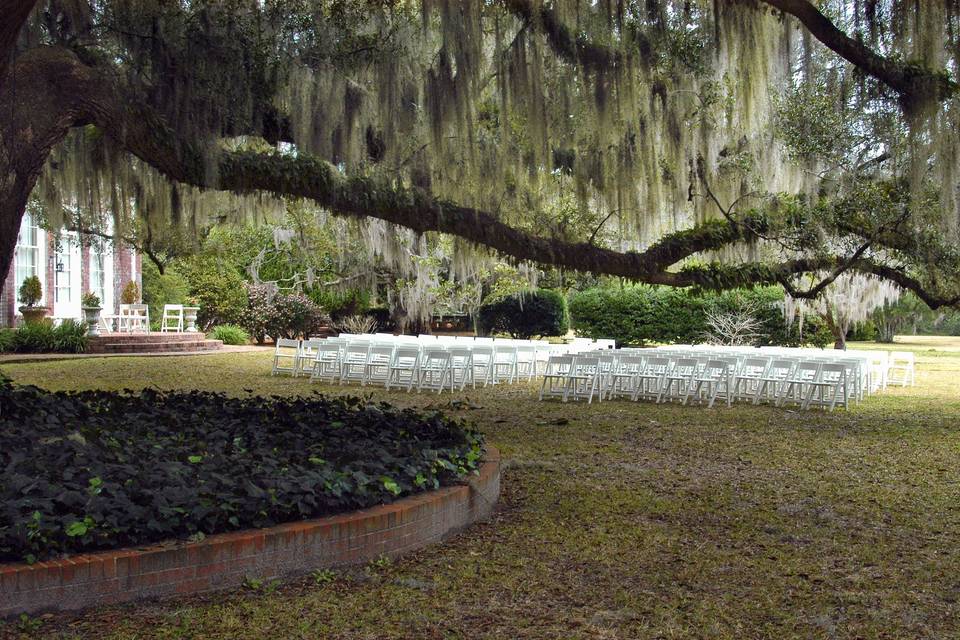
[18, 306, 47, 325]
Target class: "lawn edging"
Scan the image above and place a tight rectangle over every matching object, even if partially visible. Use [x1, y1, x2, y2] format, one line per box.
[0, 447, 500, 618]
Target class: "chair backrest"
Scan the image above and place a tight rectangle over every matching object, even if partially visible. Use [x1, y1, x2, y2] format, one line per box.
[741, 358, 769, 376]
[572, 355, 600, 373]
[614, 355, 644, 372]
[671, 358, 698, 376]
[368, 345, 394, 361]
[471, 345, 494, 359]
[423, 350, 451, 365]
[795, 361, 821, 379]
[163, 304, 184, 314]
[819, 362, 846, 381]
[275, 338, 299, 351]
[316, 342, 341, 359]
[767, 359, 796, 378]
[890, 351, 915, 365]
[392, 345, 420, 365]
[447, 346, 473, 365]
[300, 338, 324, 353]
[344, 342, 370, 359]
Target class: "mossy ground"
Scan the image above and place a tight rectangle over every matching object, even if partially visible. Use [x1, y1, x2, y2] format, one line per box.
[2, 340, 959, 639]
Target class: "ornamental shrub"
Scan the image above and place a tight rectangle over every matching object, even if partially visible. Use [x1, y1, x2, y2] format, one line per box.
[477, 289, 569, 339]
[18, 276, 43, 307]
[120, 280, 140, 304]
[177, 258, 248, 330]
[0, 383, 484, 562]
[11, 320, 56, 352]
[0, 329, 14, 353]
[568, 285, 830, 347]
[240, 285, 331, 342]
[208, 324, 250, 345]
[52, 320, 89, 353]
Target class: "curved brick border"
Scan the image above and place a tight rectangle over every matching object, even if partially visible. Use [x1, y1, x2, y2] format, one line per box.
[0, 447, 500, 618]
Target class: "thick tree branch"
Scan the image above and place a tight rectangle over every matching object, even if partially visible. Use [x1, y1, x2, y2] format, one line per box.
[758, 0, 957, 107]
[0, 0, 39, 84]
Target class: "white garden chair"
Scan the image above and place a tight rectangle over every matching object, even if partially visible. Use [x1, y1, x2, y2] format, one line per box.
[539, 355, 574, 401]
[296, 338, 325, 377]
[803, 363, 848, 411]
[687, 359, 733, 407]
[732, 357, 769, 401]
[160, 304, 184, 333]
[310, 342, 343, 383]
[385, 346, 421, 391]
[606, 355, 645, 400]
[339, 341, 371, 385]
[657, 358, 698, 403]
[887, 351, 915, 387]
[448, 346, 475, 390]
[418, 350, 452, 393]
[119, 304, 150, 333]
[566, 355, 602, 403]
[363, 344, 394, 386]
[490, 345, 518, 384]
[633, 356, 670, 401]
[753, 359, 796, 405]
[271, 338, 300, 376]
[514, 345, 537, 382]
[470, 345, 494, 387]
[777, 361, 821, 407]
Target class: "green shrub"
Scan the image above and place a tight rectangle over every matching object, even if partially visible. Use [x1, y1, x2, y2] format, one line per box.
[18, 276, 43, 307]
[0, 329, 14, 353]
[477, 289, 568, 339]
[80, 292, 100, 308]
[52, 320, 88, 353]
[11, 321, 56, 353]
[141, 260, 190, 323]
[568, 285, 828, 347]
[0, 384, 484, 562]
[177, 258, 248, 330]
[241, 285, 330, 342]
[208, 324, 249, 345]
[309, 288, 370, 320]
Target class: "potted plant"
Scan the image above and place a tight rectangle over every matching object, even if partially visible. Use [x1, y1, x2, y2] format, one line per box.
[183, 296, 201, 333]
[120, 280, 140, 304]
[17, 276, 46, 324]
[81, 291, 102, 337]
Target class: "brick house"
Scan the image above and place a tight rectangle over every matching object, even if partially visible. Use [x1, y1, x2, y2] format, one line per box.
[1, 210, 142, 327]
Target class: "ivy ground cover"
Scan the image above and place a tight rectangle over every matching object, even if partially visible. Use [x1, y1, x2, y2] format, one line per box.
[2, 339, 960, 639]
[0, 380, 482, 563]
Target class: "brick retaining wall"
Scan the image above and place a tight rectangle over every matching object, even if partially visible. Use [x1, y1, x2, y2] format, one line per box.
[1, 447, 500, 618]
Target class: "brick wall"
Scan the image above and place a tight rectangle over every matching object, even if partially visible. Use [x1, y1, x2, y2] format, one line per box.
[1, 448, 501, 618]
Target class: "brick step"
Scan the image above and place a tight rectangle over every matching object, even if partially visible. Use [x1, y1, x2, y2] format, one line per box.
[90, 332, 208, 344]
[88, 339, 224, 354]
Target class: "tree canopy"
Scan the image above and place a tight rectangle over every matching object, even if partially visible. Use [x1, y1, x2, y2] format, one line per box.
[2, 0, 959, 309]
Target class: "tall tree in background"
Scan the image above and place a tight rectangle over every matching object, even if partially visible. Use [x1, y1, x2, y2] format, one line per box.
[1, 0, 959, 308]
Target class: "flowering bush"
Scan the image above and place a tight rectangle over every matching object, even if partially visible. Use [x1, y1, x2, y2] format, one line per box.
[240, 285, 330, 343]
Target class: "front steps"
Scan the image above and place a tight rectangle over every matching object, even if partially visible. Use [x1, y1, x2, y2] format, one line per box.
[87, 332, 224, 354]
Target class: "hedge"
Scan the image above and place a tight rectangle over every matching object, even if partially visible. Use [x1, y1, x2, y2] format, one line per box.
[568, 285, 830, 347]
[0, 380, 483, 563]
[477, 289, 569, 339]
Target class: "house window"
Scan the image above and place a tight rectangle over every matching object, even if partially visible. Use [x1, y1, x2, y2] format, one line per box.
[14, 212, 40, 304]
[55, 235, 74, 304]
[90, 244, 106, 306]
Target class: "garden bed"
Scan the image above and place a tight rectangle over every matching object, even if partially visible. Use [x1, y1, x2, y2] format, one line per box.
[0, 378, 484, 564]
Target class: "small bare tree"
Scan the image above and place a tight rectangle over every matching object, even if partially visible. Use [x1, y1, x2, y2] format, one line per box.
[336, 314, 379, 335]
[701, 301, 763, 346]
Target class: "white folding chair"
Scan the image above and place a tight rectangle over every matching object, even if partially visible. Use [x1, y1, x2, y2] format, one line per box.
[657, 358, 698, 403]
[514, 345, 537, 382]
[887, 351, 915, 387]
[633, 356, 670, 401]
[296, 338, 324, 377]
[471, 345, 494, 387]
[160, 304, 184, 333]
[490, 345, 518, 384]
[539, 355, 574, 401]
[448, 347, 475, 390]
[386, 346, 421, 391]
[418, 350, 452, 393]
[120, 303, 150, 333]
[339, 341, 370, 385]
[753, 359, 796, 405]
[803, 363, 848, 411]
[687, 359, 732, 407]
[310, 342, 343, 383]
[607, 355, 644, 400]
[566, 355, 602, 403]
[271, 338, 300, 376]
[777, 361, 821, 407]
[363, 344, 394, 386]
[732, 357, 769, 402]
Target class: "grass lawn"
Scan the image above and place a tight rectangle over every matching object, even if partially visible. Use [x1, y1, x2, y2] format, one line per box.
[2, 341, 960, 639]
